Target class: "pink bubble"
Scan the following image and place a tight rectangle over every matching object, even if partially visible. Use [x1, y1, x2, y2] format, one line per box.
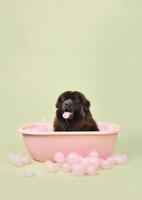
[44, 162, 58, 173]
[114, 157, 124, 165]
[62, 163, 72, 172]
[57, 163, 63, 168]
[67, 152, 79, 165]
[15, 153, 23, 157]
[54, 152, 65, 163]
[89, 151, 99, 158]
[113, 154, 128, 165]
[8, 152, 32, 167]
[86, 166, 97, 176]
[24, 167, 35, 177]
[13, 157, 23, 167]
[106, 156, 115, 165]
[100, 160, 112, 169]
[22, 156, 31, 165]
[121, 154, 128, 163]
[80, 157, 91, 169]
[72, 164, 85, 176]
[34, 126, 45, 131]
[78, 156, 84, 163]
[89, 157, 100, 169]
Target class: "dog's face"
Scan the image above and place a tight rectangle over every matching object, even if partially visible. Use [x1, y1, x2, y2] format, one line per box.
[55, 91, 90, 121]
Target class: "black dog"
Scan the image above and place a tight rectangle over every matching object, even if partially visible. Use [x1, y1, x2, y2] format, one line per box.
[54, 91, 99, 131]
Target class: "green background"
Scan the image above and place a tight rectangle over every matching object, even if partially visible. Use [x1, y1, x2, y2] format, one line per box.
[0, 0, 142, 199]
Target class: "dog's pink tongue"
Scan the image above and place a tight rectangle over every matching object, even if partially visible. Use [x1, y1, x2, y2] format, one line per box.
[62, 112, 72, 119]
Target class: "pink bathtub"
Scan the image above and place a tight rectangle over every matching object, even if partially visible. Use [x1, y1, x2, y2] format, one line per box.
[18, 122, 122, 162]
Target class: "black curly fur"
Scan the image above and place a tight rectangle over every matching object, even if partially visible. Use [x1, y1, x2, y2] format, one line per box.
[54, 91, 99, 131]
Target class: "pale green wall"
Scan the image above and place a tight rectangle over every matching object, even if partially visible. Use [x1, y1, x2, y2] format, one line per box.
[1, 1, 142, 200]
[0, 0, 142, 151]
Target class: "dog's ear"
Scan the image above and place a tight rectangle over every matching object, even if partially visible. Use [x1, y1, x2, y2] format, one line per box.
[56, 99, 61, 108]
[80, 107, 85, 118]
[55, 97, 61, 108]
[84, 99, 90, 111]
[55, 101, 59, 108]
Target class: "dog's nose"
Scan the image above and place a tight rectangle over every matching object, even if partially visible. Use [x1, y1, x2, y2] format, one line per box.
[65, 102, 69, 106]
[63, 99, 72, 109]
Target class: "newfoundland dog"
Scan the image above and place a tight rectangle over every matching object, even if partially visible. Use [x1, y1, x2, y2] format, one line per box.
[54, 91, 99, 131]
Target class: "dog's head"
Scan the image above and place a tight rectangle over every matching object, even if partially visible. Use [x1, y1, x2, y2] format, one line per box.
[55, 91, 90, 121]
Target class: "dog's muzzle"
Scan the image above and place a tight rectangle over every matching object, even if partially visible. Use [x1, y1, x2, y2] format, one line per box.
[62, 99, 73, 112]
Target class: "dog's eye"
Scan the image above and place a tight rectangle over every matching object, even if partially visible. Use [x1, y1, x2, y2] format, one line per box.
[75, 102, 81, 107]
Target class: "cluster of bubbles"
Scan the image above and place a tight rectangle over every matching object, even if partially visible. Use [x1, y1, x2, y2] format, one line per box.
[44, 151, 128, 176]
[8, 151, 127, 177]
[8, 153, 34, 177]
